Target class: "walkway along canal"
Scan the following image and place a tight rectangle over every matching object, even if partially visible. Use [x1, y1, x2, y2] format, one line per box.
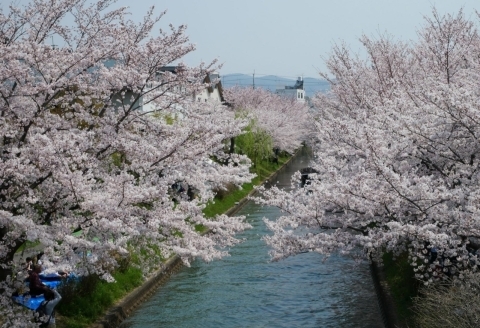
[120, 147, 384, 328]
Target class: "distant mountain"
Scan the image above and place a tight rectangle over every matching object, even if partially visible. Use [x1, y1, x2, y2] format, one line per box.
[221, 73, 330, 96]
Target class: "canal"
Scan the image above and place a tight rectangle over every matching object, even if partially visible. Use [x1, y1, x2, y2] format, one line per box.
[121, 148, 384, 328]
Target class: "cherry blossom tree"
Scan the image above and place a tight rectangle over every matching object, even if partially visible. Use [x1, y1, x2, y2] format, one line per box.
[255, 9, 480, 281]
[0, 0, 254, 324]
[224, 87, 312, 155]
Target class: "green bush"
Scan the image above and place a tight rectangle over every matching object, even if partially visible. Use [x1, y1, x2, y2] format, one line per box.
[235, 120, 273, 165]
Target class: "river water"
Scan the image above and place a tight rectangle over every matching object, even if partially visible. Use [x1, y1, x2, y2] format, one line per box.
[121, 148, 384, 328]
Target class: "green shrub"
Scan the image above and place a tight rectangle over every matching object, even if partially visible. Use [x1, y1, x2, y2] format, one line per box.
[235, 120, 274, 165]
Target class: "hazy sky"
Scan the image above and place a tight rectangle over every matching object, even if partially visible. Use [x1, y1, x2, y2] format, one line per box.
[8, 0, 480, 78]
[113, 0, 479, 79]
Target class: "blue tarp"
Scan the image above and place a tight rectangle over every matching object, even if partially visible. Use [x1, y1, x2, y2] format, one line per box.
[14, 273, 77, 310]
[12, 294, 45, 310]
[23, 279, 62, 289]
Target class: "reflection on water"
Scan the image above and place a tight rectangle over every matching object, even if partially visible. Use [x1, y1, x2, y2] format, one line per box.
[121, 148, 383, 328]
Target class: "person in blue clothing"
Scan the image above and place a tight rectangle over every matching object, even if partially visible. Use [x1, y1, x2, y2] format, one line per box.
[40, 289, 62, 327]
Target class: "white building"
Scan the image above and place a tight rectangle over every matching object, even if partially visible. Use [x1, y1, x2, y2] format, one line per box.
[275, 77, 305, 102]
[140, 68, 225, 113]
[194, 72, 224, 103]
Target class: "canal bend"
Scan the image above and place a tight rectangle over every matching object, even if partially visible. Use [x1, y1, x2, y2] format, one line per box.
[121, 148, 383, 328]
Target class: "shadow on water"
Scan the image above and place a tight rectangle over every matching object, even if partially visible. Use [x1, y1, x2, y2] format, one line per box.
[121, 147, 383, 328]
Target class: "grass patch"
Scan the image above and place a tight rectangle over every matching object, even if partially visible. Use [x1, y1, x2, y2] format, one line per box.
[203, 153, 290, 218]
[56, 266, 143, 328]
[382, 252, 420, 327]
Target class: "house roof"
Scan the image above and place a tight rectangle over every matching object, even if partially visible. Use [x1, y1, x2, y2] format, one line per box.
[285, 78, 304, 90]
[103, 62, 224, 102]
[158, 66, 179, 74]
[159, 66, 224, 102]
[203, 73, 224, 102]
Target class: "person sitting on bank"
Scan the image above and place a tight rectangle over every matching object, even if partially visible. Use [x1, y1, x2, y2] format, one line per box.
[24, 257, 33, 273]
[29, 264, 49, 296]
[40, 289, 62, 328]
[57, 270, 69, 279]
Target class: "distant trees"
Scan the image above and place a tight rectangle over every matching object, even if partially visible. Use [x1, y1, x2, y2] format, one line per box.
[224, 87, 312, 157]
[255, 9, 480, 281]
[0, 0, 254, 324]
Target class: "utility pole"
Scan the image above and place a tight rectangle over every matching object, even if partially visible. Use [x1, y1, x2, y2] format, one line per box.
[253, 70, 255, 89]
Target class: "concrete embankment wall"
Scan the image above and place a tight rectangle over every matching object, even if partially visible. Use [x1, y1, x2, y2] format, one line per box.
[225, 148, 299, 217]
[370, 263, 402, 328]
[91, 151, 301, 328]
[91, 255, 184, 328]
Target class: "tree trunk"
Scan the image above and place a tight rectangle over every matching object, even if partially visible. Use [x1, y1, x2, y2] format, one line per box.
[229, 137, 235, 154]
